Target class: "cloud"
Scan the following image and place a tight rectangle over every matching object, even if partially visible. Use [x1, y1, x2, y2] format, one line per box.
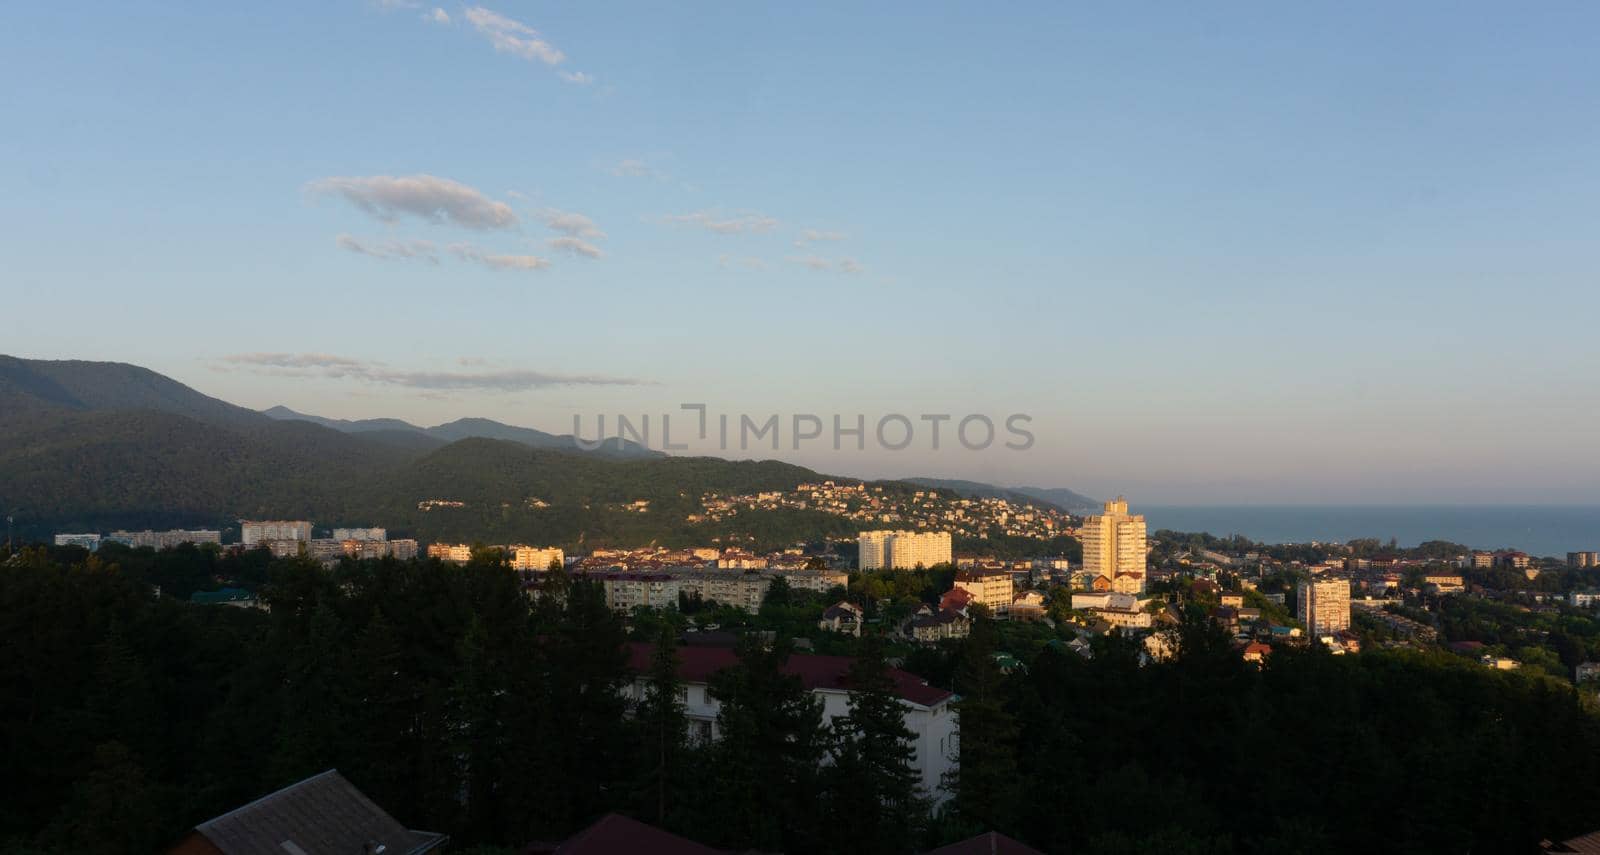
[427, 7, 450, 24]
[448, 242, 551, 271]
[536, 208, 604, 239]
[559, 70, 594, 85]
[335, 233, 439, 263]
[662, 210, 779, 235]
[717, 254, 768, 272]
[609, 158, 655, 178]
[308, 174, 518, 230]
[794, 229, 847, 247]
[218, 353, 643, 391]
[463, 6, 565, 65]
[788, 255, 863, 274]
[548, 237, 604, 259]
[375, 0, 420, 9]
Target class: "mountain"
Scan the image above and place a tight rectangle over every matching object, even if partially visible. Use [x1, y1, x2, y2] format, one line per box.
[262, 407, 659, 458]
[1, 355, 268, 431]
[906, 477, 1100, 514]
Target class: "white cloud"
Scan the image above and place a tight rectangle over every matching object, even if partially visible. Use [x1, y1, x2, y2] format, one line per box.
[427, 7, 450, 24]
[794, 228, 847, 247]
[717, 254, 768, 272]
[335, 233, 439, 263]
[788, 255, 863, 274]
[559, 70, 595, 85]
[308, 174, 518, 230]
[536, 208, 604, 239]
[463, 6, 565, 65]
[218, 352, 641, 390]
[449, 242, 551, 271]
[609, 158, 654, 178]
[662, 210, 779, 235]
[548, 236, 604, 259]
[375, 0, 421, 9]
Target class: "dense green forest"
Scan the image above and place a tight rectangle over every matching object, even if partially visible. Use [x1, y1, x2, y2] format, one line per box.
[5, 546, 1600, 853]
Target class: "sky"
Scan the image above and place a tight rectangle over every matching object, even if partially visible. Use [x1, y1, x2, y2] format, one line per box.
[4, 2, 1600, 504]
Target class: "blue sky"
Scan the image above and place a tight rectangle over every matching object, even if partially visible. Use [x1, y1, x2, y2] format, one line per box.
[5, 2, 1600, 503]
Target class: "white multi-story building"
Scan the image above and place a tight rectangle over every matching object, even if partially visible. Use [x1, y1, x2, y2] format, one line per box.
[597, 573, 683, 611]
[1297, 577, 1351, 636]
[54, 533, 102, 550]
[952, 569, 1013, 616]
[624, 642, 957, 804]
[107, 529, 223, 550]
[512, 545, 566, 572]
[241, 520, 312, 548]
[427, 543, 474, 564]
[1080, 498, 1147, 593]
[858, 530, 953, 570]
[331, 527, 386, 542]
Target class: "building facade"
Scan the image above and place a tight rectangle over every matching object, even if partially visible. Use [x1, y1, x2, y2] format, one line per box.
[858, 530, 953, 570]
[1080, 498, 1147, 593]
[512, 545, 565, 572]
[1297, 577, 1351, 637]
[107, 529, 223, 550]
[240, 520, 312, 548]
[952, 569, 1014, 616]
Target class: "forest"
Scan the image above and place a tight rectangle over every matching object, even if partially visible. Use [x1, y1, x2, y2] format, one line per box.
[4, 545, 1600, 854]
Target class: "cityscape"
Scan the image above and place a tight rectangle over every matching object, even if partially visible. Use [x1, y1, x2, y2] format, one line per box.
[8, 2, 1600, 853]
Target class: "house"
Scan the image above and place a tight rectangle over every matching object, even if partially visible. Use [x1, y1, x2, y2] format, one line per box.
[940, 587, 976, 614]
[188, 588, 262, 609]
[525, 812, 722, 854]
[1242, 641, 1272, 664]
[1090, 574, 1113, 592]
[910, 608, 972, 642]
[818, 601, 864, 636]
[623, 642, 957, 804]
[1009, 590, 1047, 622]
[1220, 593, 1245, 608]
[168, 769, 446, 854]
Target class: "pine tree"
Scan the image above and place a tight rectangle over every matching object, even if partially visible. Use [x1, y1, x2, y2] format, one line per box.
[943, 614, 1017, 834]
[705, 635, 825, 853]
[632, 621, 688, 826]
[823, 632, 928, 853]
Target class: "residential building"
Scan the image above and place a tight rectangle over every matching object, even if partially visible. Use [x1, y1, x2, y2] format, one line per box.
[341, 538, 418, 561]
[1570, 552, 1600, 569]
[53, 533, 101, 550]
[240, 520, 312, 548]
[857, 530, 953, 570]
[778, 567, 849, 593]
[1424, 573, 1466, 594]
[909, 608, 972, 642]
[1570, 590, 1600, 608]
[1010, 590, 1047, 621]
[952, 569, 1013, 616]
[107, 529, 222, 550]
[818, 601, 864, 636]
[624, 642, 958, 804]
[1493, 551, 1530, 570]
[512, 545, 565, 572]
[331, 527, 386, 542]
[1080, 497, 1147, 593]
[167, 769, 446, 855]
[1297, 577, 1351, 637]
[188, 588, 262, 609]
[675, 570, 771, 613]
[1072, 591, 1138, 612]
[427, 543, 473, 563]
[595, 572, 682, 611]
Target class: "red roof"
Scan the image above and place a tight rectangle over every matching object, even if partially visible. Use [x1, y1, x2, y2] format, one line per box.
[528, 813, 722, 855]
[924, 831, 1045, 855]
[626, 642, 953, 708]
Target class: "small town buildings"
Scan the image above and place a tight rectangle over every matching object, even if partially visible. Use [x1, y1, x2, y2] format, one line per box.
[952, 569, 1013, 616]
[818, 601, 864, 636]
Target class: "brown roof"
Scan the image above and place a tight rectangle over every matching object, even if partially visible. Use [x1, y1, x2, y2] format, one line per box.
[626, 642, 953, 708]
[923, 831, 1046, 854]
[186, 769, 445, 855]
[527, 813, 724, 855]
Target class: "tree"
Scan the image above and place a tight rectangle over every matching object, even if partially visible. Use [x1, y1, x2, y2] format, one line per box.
[943, 614, 1017, 834]
[822, 632, 928, 852]
[704, 635, 826, 852]
[632, 622, 688, 826]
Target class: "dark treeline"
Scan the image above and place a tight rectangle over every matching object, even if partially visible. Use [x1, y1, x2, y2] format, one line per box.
[4, 548, 1600, 853]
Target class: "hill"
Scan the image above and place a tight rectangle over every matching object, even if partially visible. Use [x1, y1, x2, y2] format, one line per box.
[263, 406, 659, 458]
[905, 477, 1100, 514]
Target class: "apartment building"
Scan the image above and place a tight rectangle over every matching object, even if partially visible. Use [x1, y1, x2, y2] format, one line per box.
[1080, 497, 1147, 594]
[952, 569, 1014, 616]
[857, 530, 953, 570]
[512, 545, 565, 572]
[426, 543, 474, 564]
[1297, 577, 1351, 637]
[241, 520, 312, 548]
[331, 527, 386, 542]
[107, 529, 223, 550]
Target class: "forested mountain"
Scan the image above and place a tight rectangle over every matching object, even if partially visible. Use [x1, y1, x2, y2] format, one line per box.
[262, 406, 659, 458]
[0, 356, 871, 546]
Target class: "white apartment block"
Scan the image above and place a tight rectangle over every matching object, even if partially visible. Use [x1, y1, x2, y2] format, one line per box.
[858, 530, 953, 570]
[331, 527, 386, 542]
[1081, 498, 1147, 593]
[1297, 577, 1351, 636]
[241, 520, 312, 548]
[953, 570, 1013, 616]
[427, 543, 474, 564]
[107, 529, 223, 550]
[54, 533, 102, 550]
[512, 545, 566, 572]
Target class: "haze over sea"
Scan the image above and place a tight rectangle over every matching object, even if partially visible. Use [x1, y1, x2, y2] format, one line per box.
[1142, 505, 1600, 558]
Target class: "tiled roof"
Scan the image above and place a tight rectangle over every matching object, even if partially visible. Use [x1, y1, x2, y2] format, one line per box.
[625, 642, 953, 708]
[923, 831, 1046, 854]
[189, 769, 445, 855]
[528, 813, 723, 855]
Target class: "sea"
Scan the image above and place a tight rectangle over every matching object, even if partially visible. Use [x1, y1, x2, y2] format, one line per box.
[1140, 505, 1600, 559]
